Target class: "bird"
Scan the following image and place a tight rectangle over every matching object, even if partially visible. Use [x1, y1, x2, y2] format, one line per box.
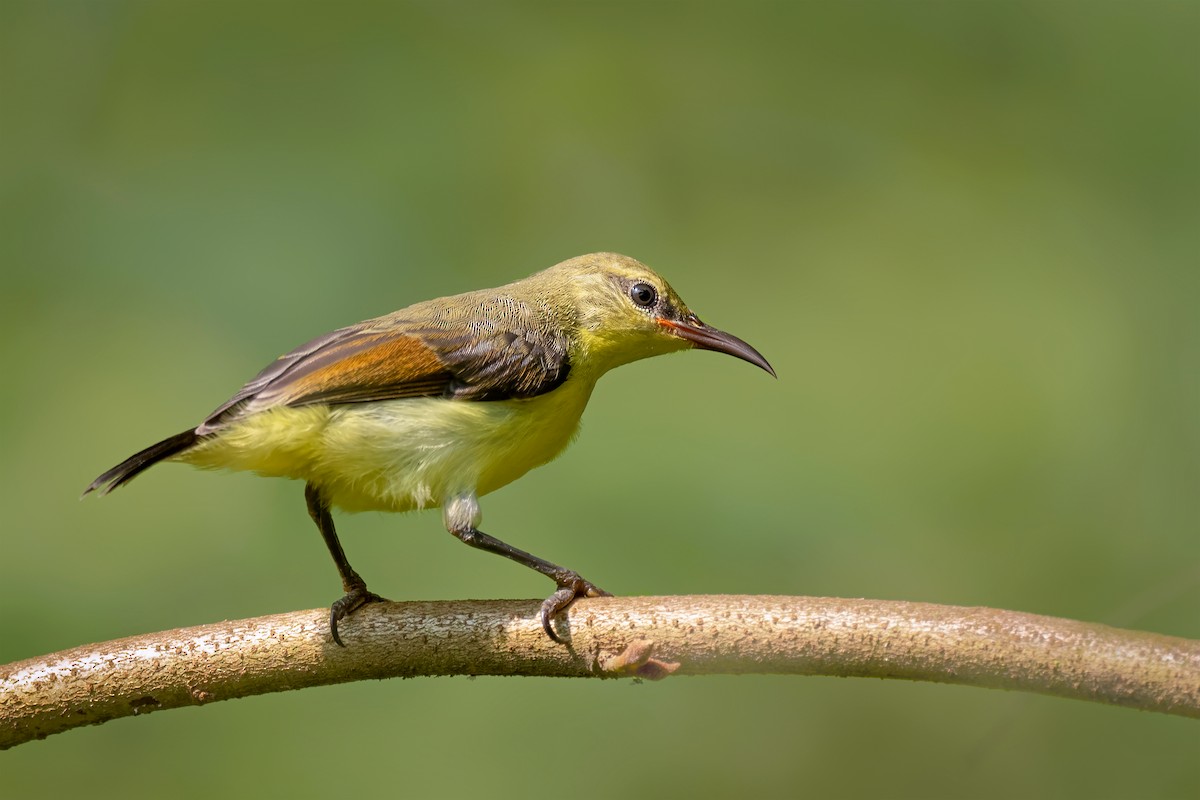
[84, 252, 775, 645]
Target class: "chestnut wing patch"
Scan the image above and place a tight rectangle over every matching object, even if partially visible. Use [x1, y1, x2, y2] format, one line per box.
[198, 317, 570, 433]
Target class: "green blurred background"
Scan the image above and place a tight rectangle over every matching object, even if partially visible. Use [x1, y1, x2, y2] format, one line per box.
[3, 1, 1198, 797]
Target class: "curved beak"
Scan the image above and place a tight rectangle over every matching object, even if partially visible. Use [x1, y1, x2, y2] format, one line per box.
[658, 315, 776, 378]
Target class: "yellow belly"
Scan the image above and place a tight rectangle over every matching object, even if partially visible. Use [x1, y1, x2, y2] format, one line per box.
[180, 376, 596, 513]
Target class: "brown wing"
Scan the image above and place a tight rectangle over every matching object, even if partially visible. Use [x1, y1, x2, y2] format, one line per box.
[196, 311, 571, 434]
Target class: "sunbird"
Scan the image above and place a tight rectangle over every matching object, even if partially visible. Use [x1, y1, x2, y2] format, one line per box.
[85, 253, 775, 645]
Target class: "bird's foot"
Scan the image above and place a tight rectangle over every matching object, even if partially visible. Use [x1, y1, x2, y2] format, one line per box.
[540, 572, 612, 644]
[329, 584, 387, 647]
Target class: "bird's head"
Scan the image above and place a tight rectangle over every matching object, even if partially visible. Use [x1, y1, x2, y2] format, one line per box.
[540, 252, 776, 379]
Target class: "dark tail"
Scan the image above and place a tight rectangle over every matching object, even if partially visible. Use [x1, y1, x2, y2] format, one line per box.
[82, 429, 200, 497]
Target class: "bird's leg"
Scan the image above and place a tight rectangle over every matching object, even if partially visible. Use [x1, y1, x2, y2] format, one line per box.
[304, 482, 386, 646]
[442, 495, 609, 643]
[458, 527, 612, 642]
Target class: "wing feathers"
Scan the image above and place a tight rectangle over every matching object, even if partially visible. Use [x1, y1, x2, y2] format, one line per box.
[258, 332, 451, 407]
[199, 325, 365, 428]
[429, 326, 570, 400]
[198, 300, 573, 432]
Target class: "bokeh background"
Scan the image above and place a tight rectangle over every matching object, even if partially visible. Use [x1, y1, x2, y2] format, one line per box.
[3, 2, 1198, 797]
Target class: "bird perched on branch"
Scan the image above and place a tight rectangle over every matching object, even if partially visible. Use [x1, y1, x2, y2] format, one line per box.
[85, 252, 775, 645]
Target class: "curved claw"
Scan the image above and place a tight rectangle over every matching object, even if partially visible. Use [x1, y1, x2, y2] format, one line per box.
[540, 575, 612, 643]
[329, 587, 387, 647]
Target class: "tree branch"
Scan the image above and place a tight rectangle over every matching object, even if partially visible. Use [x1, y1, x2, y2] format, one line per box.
[3, 594, 1198, 748]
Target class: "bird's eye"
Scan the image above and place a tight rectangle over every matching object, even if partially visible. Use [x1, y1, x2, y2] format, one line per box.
[629, 282, 658, 308]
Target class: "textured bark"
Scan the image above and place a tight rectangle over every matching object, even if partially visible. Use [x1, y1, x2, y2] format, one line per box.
[3, 595, 1198, 748]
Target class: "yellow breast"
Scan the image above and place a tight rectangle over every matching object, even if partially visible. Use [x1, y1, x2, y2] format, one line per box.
[179, 375, 597, 513]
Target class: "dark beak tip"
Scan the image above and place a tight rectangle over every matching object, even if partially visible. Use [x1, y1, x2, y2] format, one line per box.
[743, 352, 777, 379]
